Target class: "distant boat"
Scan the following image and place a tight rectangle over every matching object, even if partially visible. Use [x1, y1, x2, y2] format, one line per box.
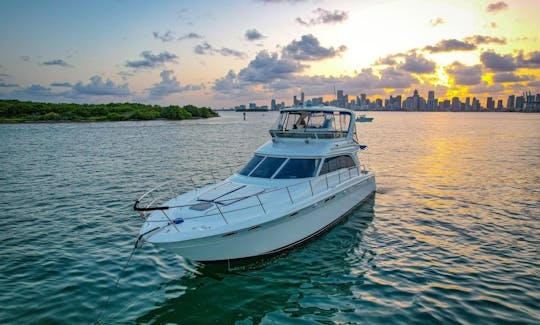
[355, 115, 373, 122]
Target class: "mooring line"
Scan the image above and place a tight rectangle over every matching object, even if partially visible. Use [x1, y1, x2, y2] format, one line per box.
[94, 246, 138, 324]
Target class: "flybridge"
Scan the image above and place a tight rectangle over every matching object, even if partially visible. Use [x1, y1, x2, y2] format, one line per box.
[269, 106, 354, 139]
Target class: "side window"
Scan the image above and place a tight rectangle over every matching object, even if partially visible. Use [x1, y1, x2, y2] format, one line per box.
[338, 155, 355, 169]
[319, 155, 356, 175]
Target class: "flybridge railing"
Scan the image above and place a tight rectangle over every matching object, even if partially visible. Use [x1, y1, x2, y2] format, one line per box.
[134, 165, 370, 228]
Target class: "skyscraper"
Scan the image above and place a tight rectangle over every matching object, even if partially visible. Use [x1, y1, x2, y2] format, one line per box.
[497, 99, 503, 110]
[506, 95, 515, 111]
[486, 97, 494, 110]
[337, 90, 344, 107]
[427, 90, 436, 110]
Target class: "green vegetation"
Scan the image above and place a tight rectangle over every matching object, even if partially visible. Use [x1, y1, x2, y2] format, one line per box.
[0, 100, 219, 123]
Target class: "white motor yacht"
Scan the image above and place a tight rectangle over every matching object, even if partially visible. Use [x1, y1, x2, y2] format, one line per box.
[135, 106, 376, 262]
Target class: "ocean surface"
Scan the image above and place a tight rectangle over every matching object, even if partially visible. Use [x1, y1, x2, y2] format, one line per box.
[0, 111, 538, 324]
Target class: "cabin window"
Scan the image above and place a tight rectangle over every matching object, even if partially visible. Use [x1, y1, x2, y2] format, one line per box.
[305, 112, 331, 129]
[239, 155, 264, 176]
[250, 157, 286, 178]
[275, 159, 320, 179]
[319, 155, 356, 175]
[284, 113, 302, 130]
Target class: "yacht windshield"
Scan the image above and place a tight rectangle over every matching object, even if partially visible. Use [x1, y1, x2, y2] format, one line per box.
[250, 157, 286, 178]
[239, 156, 320, 179]
[275, 159, 320, 179]
[239, 155, 264, 176]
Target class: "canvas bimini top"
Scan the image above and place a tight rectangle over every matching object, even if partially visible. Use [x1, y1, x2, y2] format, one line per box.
[269, 106, 355, 140]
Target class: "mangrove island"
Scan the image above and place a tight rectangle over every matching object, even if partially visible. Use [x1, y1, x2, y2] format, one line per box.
[0, 100, 219, 123]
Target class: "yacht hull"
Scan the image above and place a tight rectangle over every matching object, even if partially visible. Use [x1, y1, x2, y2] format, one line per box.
[153, 174, 375, 262]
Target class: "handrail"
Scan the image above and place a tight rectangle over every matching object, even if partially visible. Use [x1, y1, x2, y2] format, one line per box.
[135, 165, 370, 226]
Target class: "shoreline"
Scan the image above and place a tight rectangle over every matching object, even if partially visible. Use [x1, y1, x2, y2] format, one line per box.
[0, 116, 216, 125]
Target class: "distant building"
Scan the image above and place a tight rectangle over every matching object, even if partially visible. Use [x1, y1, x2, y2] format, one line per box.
[427, 90, 436, 110]
[486, 97, 494, 110]
[515, 96, 524, 111]
[451, 97, 461, 110]
[271, 99, 277, 110]
[472, 97, 480, 110]
[311, 97, 323, 106]
[497, 99, 504, 110]
[506, 95, 515, 111]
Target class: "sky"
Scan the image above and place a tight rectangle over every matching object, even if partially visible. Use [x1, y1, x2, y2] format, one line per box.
[0, 0, 539, 108]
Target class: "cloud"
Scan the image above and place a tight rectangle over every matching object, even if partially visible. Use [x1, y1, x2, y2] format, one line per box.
[245, 29, 265, 41]
[429, 17, 445, 27]
[480, 50, 517, 71]
[492, 72, 530, 83]
[50, 82, 72, 87]
[42, 59, 72, 67]
[527, 80, 540, 88]
[194, 42, 212, 55]
[178, 32, 202, 40]
[464, 35, 506, 45]
[8, 84, 56, 101]
[517, 51, 540, 69]
[213, 62, 419, 101]
[153, 30, 175, 42]
[126, 51, 178, 69]
[445, 61, 483, 85]
[220, 48, 247, 58]
[282, 34, 346, 61]
[468, 81, 504, 94]
[296, 8, 348, 26]
[376, 55, 398, 66]
[238, 51, 303, 82]
[147, 70, 202, 98]
[486, 1, 508, 13]
[398, 53, 436, 74]
[424, 39, 476, 53]
[194, 42, 246, 59]
[73, 75, 131, 96]
[0, 82, 19, 88]
[213, 70, 251, 94]
[377, 67, 419, 89]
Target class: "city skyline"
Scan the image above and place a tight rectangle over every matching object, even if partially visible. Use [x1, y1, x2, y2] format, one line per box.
[232, 88, 540, 112]
[0, 0, 539, 108]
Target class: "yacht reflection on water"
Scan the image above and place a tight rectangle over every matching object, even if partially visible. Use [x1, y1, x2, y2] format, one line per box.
[135, 106, 376, 262]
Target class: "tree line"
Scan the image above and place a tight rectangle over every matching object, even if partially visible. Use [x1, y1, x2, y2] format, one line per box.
[0, 100, 219, 123]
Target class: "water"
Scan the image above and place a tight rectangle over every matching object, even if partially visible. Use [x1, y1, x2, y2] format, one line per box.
[0, 111, 538, 324]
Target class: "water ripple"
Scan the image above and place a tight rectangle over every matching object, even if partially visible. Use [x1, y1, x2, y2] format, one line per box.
[0, 113, 539, 324]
